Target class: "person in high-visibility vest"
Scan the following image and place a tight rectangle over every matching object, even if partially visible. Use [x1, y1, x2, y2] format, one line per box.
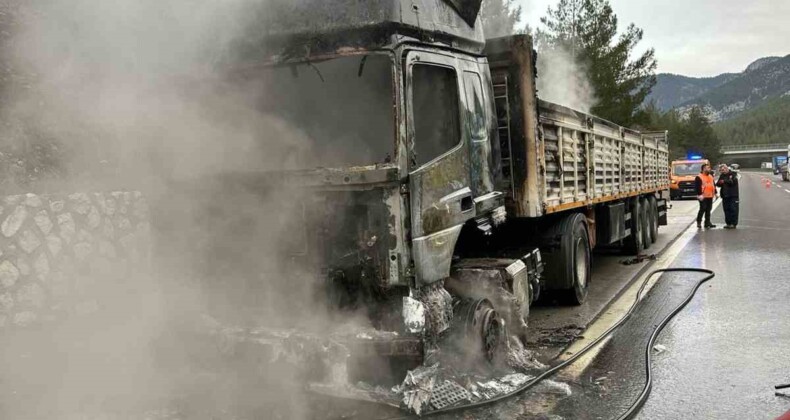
[694, 163, 718, 229]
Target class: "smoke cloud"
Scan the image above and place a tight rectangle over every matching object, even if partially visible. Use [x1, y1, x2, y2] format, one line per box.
[0, 1, 390, 418]
[536, 44, 596, 113]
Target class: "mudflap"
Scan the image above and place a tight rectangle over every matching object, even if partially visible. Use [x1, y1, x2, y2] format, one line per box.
[657, 198, 669, 226]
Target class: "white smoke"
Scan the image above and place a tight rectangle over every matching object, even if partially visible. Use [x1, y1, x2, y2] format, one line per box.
[0, 1, 378, 419]
[536, 44, 596, 113]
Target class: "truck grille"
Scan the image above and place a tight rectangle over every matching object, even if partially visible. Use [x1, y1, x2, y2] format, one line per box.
[308, 189, 396, 289]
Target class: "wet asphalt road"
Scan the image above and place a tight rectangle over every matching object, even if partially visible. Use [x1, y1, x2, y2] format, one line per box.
[637, 173, 790, 419]
[545, 172, 790, 420]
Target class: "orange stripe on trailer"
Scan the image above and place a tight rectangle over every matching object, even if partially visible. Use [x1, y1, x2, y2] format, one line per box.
[544, 187, 669, 214]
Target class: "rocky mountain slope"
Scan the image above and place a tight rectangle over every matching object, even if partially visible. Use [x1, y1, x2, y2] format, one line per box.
[647, 55, 790, 122]
[649, 73, 737, 111]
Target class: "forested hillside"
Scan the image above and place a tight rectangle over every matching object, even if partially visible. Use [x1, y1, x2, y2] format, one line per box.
[713, 96, 790, 145]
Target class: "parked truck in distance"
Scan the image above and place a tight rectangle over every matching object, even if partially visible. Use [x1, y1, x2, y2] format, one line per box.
[772, 155, 787, 175]
[178, 0, 672, 412]
[670, 158, 710, 199]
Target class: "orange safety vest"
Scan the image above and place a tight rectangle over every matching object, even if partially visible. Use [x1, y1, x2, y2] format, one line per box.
[700, 173, 716, 198]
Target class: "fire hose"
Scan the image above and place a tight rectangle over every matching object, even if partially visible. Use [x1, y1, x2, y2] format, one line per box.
[386, 267, 716, 420]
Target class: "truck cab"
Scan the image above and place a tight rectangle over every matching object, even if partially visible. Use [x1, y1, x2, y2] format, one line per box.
[670, 159, 710, 199]
[773, 155, 787, 175]
[182, 0, 519, 380]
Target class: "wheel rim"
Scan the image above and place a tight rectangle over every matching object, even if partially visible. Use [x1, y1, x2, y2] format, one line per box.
[575, 237, 588, 288]
[456, 299, 503, 362]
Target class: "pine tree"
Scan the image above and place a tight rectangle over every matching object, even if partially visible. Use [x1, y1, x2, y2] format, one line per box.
[537, 0, 657, 127]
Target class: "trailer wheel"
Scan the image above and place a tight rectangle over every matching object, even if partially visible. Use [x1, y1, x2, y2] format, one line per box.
[647, 196, 659, 243]
[640, 198, 652, 250]
[543, 213, 591, 306]
[624, 198, 644, 255]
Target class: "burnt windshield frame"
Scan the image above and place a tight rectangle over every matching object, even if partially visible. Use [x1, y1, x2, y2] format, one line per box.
[405, 52, 466, 173]
[252, 51, 399, 170]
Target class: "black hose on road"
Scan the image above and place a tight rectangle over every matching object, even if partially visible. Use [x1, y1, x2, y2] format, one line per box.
[386, 267, 715, 420]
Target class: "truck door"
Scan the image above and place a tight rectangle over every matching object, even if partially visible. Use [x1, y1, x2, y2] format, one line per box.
[405, 51, 474, 285]
[460, 65, 496, 201]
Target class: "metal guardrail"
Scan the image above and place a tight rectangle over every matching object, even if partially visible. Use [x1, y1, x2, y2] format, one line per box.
[720, 143, 789, 153]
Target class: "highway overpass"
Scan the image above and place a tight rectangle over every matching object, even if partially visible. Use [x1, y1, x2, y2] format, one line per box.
[720, 143, 788, 158]
[718, 144, 788, 167]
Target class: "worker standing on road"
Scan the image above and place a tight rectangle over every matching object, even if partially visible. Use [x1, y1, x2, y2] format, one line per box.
[717, 164, 740, 229]
[695, 164, 718, 229]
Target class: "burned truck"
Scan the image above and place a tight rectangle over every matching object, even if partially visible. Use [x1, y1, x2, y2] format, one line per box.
[170, 0, 670, 413]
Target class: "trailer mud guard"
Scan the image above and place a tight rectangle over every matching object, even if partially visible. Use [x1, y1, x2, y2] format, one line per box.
[657, 198, 668, 226]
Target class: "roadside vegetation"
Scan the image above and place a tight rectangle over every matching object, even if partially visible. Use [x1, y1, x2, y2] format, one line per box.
[643, 105, 723, 162]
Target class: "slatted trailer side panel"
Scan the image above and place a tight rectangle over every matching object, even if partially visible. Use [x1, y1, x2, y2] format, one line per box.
[643, 131, 671, 192]
[536, 102, 667, 214]
[484, 35, 670, 220]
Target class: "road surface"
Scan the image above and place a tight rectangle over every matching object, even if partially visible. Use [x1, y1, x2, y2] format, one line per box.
[637, 172, 790, 419]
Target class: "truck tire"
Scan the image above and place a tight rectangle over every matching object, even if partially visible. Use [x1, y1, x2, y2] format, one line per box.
[784, 172, 789, 182]
[641, 197, 652, 249]
[623, 198, 644, 256]
[542, 213, 591, 306]
[648, 196, 659, 243]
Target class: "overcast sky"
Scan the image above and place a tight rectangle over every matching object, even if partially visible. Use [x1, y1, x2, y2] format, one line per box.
[518, 0, 790, 77]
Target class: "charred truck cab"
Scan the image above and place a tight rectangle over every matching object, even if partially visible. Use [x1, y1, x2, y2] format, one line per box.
[211, 0, 670, 412]
[236, 0, 530, 354]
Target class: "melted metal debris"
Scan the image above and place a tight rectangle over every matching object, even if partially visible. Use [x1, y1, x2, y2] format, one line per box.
[200, 316, 565, 416]
[507, 336, 548, 371]
[473, 373, 534, 399]
[403, 296, 427, 334]
[430, 380, 472, 410]
[400, 364, 439, 415]
[395, 340, 550, 415]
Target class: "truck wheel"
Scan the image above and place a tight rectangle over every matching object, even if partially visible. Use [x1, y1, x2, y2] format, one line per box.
[641, 198, 652, 249]
[542, 213, 591, 306]
[624, 198, 644, 256]
[648, 196, 659, 243]
[784, 173, 789, 182]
